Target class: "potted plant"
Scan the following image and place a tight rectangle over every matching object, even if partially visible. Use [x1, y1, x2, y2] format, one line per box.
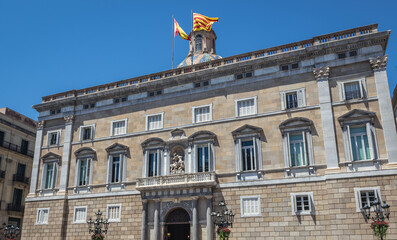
[91, 233, 105, 240]
[216, 227, 231, 240]
[371, 220, 389, 240]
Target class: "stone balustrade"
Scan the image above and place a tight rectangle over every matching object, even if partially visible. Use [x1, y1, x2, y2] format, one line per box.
[136, 172, 216, 190]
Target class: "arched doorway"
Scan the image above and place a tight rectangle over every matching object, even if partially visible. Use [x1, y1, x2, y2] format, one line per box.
[164, 208, 190, 240]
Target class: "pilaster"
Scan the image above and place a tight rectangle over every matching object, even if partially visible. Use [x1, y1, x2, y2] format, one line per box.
[29, 120, 44, 195]
[154, 200, 160, 240]
[141, 200, 148, 240]
[59, 115, 74, 192]
[206, 197, 213, 240]
[370, 56, 397, 164]
[192, 198, 198, 240]
[313, 67, 339, 169]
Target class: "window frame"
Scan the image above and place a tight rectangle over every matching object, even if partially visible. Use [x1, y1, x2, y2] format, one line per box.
[280, 88, 306, 110]
[79, 124, 95, 141]
[354, 187, 382, 212]
[235, 136, 262, 173]
[235, 96, 258, 117]
[338, 77, 367, 101]
[290, 192, 314, 216]
[192, 104, 213, 123]
[36, 208, 50, 225]
[75, 157, 93, 187]
[73, 206, 88, 224]
[110, 119, 127, 136]
[240, 195, 261, 217]
[47, 130, 61, 146]
[106, 204, 122, 222]
[41, 160, 58, 190]
[145, 112, 164, 131]
[343, 122, 378, 163]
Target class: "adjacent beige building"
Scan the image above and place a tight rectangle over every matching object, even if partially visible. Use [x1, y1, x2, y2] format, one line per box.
[0, 108, 36, 231]
[22, 24, 397, 240]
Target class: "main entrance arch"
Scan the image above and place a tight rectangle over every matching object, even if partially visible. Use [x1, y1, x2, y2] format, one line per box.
[164, 208, 190, 240]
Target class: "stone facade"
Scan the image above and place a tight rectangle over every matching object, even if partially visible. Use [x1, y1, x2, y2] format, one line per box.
[23, 24, 397, 239]
[0, 108, 36, 234]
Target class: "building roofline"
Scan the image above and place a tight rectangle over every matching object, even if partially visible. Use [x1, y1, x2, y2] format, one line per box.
[37, 24, 382, 106]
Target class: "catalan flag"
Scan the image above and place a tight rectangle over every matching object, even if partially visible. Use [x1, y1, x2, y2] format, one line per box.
[174, 18, 191, 41]
[193, 13, 219, 32]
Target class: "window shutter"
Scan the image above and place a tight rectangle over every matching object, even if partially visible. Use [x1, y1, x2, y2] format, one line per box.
[361, 78, 367, 98]
[286, 133, 291, 167]
[340, 82, 346, 101]
[282, 133, 290, 168]
[74, 159, 80, 186]
[41, 163, 47, 189]
[236, 139, 242, 172]
[309, 194, 315, 215]
[293, 195, 298, 214]
[53, 163, 58, 189]
[346, 125, 353, 162]
[280, 92, 286, 110]
[302, 131, 308, 165]
[359, 79, 365, 98]
[89, 159, 93, 185]
[207, 142, 212, 172]
[252, 137, 257, 170]
[121, 154, 126, 181]
[366, 123, 375, 160]
[297, 89, 305, 107]
[107, 155, 112, 183]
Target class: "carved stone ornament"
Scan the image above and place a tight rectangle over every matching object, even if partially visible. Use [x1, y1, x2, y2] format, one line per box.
[313, 66, 330, 80]
[37, 120, 45, 129]
[170, 153, 185, 174]
[64, 115, 74, 124]
[369, 55, 388, 72]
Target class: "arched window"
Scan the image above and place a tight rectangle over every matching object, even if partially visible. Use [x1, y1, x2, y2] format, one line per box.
[195, 35, 202, 52]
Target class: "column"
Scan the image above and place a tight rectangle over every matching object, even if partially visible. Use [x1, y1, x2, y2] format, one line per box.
[370, 56, 397, 163]
[313, 67, 339, 169]
[59, 115, 74, 192]
[141, 200, 148, 240]
[206, 197, 213, 240]
[192, 198, 198, 240]
[29, 121, 44, 194]
[154, 200, 160, 240]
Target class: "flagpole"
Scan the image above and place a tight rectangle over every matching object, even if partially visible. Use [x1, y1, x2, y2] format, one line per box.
[172, 15, 174, 69]
[191, 9, 194, 66]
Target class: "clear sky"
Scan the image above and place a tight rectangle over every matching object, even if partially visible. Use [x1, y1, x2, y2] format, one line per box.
[1, 0, 397, 120]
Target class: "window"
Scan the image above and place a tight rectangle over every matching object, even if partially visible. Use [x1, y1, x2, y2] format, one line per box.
[42, 161, 57, 189]
[338, 52, 346, 59]
[12, 188, 23, 208]
[106, 144, 128, 190]
[107, 204, 121, 222]
[50, 109, 61, 115]
[338, 51, 357, 59]
[197, 145, 210, 172]
[148, 90, 163, 97]
[338, 78, 366, 101]
[235, 97, 257, 117]
[111, 119, 127, 136]
[195, 35, 202, 52]
[241, 140, 256, 171]
[349, 50, 357, 57]
[111, 155, 121, 183]
[8, 217, 21, 227]
[235, 72, 253, 79]
[280, 63, 299, 71]
[21, 139, 29, 154]
[80, 125, 95, 141]
[193, 104, 212, 123]
[146, 113, 164, 130]
[83, 103, 95, 109]
[280, 88, 306, 110]
[36, 208, 49, 224]
[194, 81, 209, 88]
[73, 206, 87, 223]
[77, 158, 91, 186]
[114, 97, 127, 103]
[291, 192, 314, 215]
[0, 131, 4, 145]
[16, 163, 26, 178]
[289, 133, 307, 167]
[148, 151, 160, 177]
[47, 130, 61, 146]
[354, 187, 381, 212]
[240, 196, 261, 217]
[279, 118, 314, 172]
[350, 126, 371, 161]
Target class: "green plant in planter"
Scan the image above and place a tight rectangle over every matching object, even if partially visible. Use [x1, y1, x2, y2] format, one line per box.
[371, 220, 389, 240]
[91, 233, 105, 240]
[216, 227, 231, 240]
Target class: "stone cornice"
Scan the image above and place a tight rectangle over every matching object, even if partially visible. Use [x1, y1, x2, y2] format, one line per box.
[370, 55, 388, 72]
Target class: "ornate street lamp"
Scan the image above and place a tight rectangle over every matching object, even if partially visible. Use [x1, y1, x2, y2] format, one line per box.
[362, 199, 390, 222]
[1, 223, 21, 240]
[210, 201, 235, 228]
[87, 210, 109, 239]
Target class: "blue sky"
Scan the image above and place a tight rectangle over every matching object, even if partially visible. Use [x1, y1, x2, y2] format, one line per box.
[1, 0, 397, 120]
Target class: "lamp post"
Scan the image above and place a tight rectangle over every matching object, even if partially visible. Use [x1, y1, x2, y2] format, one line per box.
[362, 199, 390, 240]
[87, 210, 109, 239]
[1, 223, 21, 240]
[210, 201, 235, 228]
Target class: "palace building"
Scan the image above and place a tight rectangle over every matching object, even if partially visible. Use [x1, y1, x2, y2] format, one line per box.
[22, 24, 397, 239]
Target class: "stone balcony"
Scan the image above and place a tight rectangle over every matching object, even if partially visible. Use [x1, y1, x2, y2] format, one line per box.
[136, 172, 217, 191]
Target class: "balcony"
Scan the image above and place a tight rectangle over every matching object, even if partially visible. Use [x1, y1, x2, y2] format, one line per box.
[0, 170, 5, 178]
[0, 141, 33, 157]
[13, 174, 30, 184]
[7, 204, 24, 212]
[136, 172, 216, 191]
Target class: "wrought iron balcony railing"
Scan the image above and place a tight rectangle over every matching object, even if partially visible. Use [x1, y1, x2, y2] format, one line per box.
[0, 141, 33, 157]
[7, 204, 24, 212]
[13, 174, 30, 184]
[0, 170, 5, 178]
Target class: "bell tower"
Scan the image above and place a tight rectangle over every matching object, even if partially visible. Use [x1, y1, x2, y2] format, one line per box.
[187, 30, 217, 57]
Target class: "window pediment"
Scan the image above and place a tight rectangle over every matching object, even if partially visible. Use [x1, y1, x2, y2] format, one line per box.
[41, 152, 61, 163]
[106, 143, 129, 154]
[279, 117, 313, 132]
[338, 109, 376, 126]
[141, 137, 165, 149]
[232, 124, 264, 140]
[74, 147, 96, 160]
[188, 131, 218, 145]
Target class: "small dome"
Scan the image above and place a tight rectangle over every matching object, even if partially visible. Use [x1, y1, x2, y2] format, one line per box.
[177, 53, 222, 68]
